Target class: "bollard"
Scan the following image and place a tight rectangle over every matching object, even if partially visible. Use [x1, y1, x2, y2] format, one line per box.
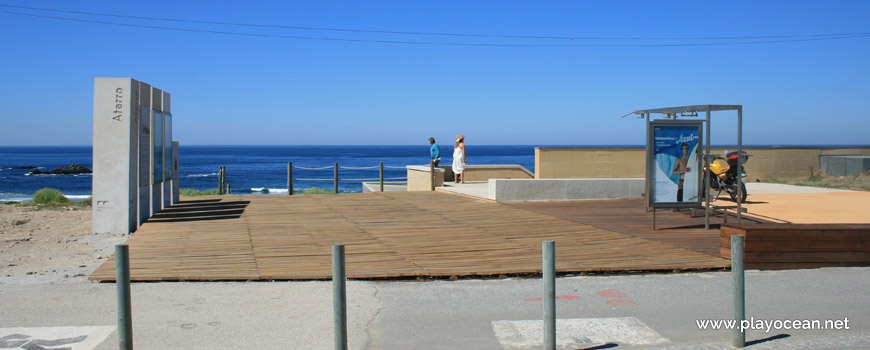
[543, 240, 556, 350]
[732, 235, 746, 348]
[333, 244, 348, 350]
[379, 163, 384, 192]
[334, 163, 339, 194]
[288, 162, 293, 195]
[116, 244, 133, 350]
[430, 160, 435, 191]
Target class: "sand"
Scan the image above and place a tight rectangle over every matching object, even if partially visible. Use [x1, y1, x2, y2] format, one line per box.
[0, 204, 126, 285]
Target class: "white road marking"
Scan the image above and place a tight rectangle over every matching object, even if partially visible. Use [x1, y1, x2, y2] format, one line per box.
[0, 326, 114, 350]
[491, 317, 669, 349]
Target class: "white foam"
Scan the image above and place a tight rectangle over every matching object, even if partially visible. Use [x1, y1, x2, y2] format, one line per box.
[64, 195, 93, 201]
[248, 188, 289, 194]
[185, 173, 218, 178]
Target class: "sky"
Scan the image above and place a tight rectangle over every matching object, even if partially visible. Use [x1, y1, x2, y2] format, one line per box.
[1, 1, 868, 146]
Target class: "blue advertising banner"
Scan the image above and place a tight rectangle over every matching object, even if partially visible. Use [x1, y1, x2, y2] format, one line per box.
[649, 121, 703, 207]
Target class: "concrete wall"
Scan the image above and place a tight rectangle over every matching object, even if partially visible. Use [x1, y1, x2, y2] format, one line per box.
[488, 178, 644, 201]
[536, 147, 870, 181]
[440, 164, 534, 182]
[406, 166, 444, 191]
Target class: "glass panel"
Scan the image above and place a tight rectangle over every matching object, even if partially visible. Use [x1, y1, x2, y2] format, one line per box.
[153, 111, 163, 183]
[164, 113, 172, 179]
[138, 106, 151, 187]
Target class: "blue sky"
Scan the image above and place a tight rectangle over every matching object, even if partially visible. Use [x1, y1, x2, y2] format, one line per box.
[1, 1, 868, 146]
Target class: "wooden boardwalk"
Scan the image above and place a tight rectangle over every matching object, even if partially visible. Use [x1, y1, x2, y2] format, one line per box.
[506, 198, 770, 257]
[90, 192, 729, 281]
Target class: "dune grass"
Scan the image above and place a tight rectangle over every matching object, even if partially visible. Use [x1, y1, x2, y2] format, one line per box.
[300, 187, 335, 195]
[763, 172, 870, 192]
[180, 188, 221, 196]
[18, 188, 91, 207]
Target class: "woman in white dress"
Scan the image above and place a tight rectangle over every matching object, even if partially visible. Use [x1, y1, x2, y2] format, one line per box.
[452, 134, 466, 184]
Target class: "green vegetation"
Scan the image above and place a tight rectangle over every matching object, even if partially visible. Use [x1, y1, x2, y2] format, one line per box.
[16, 188, 91, 208]
[180, 188, 221, 196]
[301, 187, 335, 195]
[13, 218, 30, 226]
[32, 188, 73, 205]
[763, 172, 870, 192]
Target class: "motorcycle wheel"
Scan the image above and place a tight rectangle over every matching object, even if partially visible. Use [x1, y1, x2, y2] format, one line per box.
[728, 182, 748, 203]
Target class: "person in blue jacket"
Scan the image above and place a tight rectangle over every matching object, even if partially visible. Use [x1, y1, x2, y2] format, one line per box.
[428, 137, 441, 166]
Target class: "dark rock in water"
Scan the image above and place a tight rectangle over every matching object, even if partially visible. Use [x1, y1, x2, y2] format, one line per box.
[12, 166, 38, 169]
[29, 164, 93, 175]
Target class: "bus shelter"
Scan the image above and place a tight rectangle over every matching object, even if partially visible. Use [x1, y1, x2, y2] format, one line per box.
[625, 105, 744, 229]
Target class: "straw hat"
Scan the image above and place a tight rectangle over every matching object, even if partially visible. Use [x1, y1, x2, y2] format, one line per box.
[456, 134, 465, 142]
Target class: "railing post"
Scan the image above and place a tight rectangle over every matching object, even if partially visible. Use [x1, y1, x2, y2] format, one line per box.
[287, 162, 293, 196]
[379, 163, 384, 192]
[430, 160, 436, 191]
[732, 235, 746, 348]
[217, 166, 223, 195]
[334, 163, 339, 194]
[116, 244, 133, 350]
[333, 244, 348, 350]
[543, 240, 556, 350]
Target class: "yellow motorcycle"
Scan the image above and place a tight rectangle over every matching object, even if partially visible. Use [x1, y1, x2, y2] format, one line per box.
[703, 150, 750, 203]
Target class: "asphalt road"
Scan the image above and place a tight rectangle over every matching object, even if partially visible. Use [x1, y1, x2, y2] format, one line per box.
[1, 267, 868, 349]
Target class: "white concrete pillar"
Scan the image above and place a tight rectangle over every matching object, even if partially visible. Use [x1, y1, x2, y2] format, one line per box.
[93, 78, 140, 234]
[137, 81, 152, 225]
[151, 87, 164, 215]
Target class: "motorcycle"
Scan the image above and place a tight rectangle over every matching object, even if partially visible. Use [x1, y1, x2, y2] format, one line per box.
[702, 150, 750, 203]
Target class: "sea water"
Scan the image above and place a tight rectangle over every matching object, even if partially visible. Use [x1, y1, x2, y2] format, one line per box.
[0, 145, 547, 201]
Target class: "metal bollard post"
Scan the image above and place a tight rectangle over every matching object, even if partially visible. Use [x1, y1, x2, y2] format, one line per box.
[732, 235, 746, 348]
[430, 160, 435, 191]
[334, 163, 339, 194]
[116, 244, 133, 350]
[379, 163, 384, 192]
[287, 162, 293, 196]
[543, 240, 556, 350]
[333, 244, 348, 350]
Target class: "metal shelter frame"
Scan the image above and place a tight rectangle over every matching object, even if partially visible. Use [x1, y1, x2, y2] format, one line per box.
[626, 105, 744, 229]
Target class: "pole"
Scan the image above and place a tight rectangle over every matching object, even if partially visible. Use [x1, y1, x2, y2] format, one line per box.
[430, 160, 436, 191]
[217, 167, 222, 195]
[731, 235, 746, 348]
[379, 163, 384, 192]
[543, 240, 556, 350]
[116, 244, 133, 350]
[227, 183, 231, 194]
[737, 106, 743, 223]
[705, 109, 712, 229]
[333, 244, 348, 350]
[334, 163, 339, 194]
[287, 162, 293, 196]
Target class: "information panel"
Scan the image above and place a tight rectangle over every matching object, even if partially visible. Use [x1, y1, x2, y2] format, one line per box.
[647, 120, 703, 208]
[153, 110, 164, 184]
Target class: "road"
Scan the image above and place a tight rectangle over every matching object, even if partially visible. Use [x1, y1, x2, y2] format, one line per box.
[1, 267, 868, 349]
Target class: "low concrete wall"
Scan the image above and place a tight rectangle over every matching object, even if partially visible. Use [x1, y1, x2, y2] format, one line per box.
[406, 166, 444, 192]
[536, 146, 870, 181]
[440, 164, 534, 182]
[488, 178, 644, 201]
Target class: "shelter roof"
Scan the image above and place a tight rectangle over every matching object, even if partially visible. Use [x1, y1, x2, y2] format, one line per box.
[631, 105, 741, 116]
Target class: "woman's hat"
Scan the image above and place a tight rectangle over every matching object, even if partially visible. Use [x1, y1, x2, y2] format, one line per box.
[456, 134, 464, 141]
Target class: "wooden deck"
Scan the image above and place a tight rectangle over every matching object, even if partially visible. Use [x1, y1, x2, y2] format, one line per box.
[506, 198, 770, 257]
[90, 192, 729, 281]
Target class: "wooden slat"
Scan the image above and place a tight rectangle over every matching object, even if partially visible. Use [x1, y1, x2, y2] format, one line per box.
[90, 192, 729, 281]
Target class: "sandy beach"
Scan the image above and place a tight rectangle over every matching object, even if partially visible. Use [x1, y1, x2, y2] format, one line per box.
[0, 204, 125, 285]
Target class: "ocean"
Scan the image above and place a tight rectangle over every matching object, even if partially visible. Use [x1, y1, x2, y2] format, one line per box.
[0, 145, 550, 202]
